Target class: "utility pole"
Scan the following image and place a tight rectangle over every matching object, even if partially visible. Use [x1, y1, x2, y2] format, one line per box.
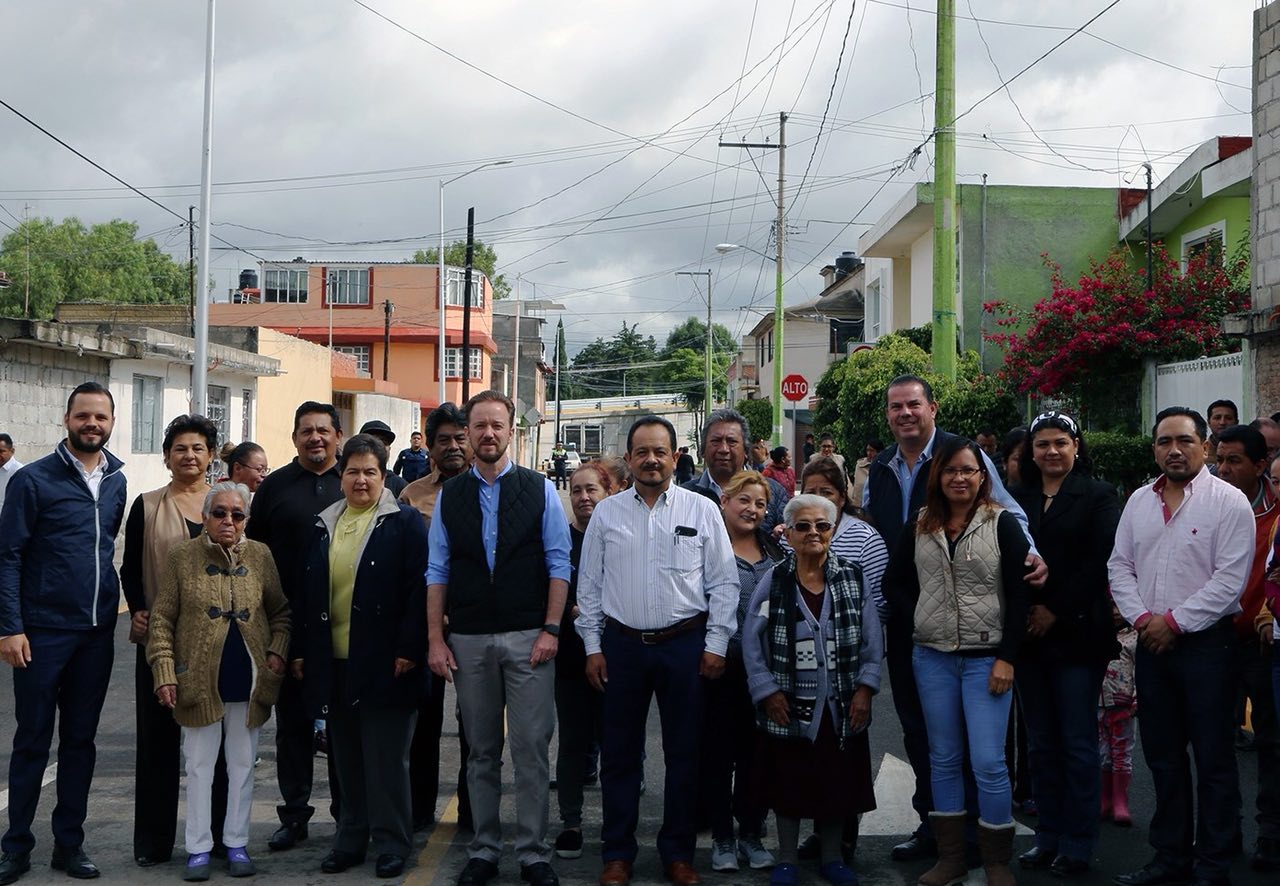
[188, 205, 195, 330]
[382, 299, 393, 381]
[554, 318, 564, 444]
[931, 0, 958, 381]
[1142, 162, 1154, 291]
[461, 208, 475, 403]
[23, 203, 30, 318]
[720, 112, 786, 446]
[676, 270, 713, 425]
[192, 0, 217, 415]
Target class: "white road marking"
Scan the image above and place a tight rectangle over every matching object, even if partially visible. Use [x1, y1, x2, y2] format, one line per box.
[862, 754, 1033, 836]
[0, 763, 58, 812]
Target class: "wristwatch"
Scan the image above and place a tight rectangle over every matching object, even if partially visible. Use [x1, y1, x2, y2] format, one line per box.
[542, 623, 561, 637]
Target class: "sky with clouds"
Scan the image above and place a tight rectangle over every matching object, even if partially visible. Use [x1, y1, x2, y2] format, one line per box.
[0, 0, 1257, 355]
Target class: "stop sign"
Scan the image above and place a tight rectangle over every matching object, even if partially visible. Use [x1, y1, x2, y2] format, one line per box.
[781, 374, 809, 402]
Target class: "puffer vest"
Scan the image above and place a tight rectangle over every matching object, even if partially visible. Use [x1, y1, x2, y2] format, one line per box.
[439, 465, 549, 634]
[912, 505, 1006, 652]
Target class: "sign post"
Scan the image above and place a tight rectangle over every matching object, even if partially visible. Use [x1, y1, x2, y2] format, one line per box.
[781, 373, 808, 455]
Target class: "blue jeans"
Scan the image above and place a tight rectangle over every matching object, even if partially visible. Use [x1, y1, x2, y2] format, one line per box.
[1016, 659, 1105, 859]
[913, 646, 1013, 825]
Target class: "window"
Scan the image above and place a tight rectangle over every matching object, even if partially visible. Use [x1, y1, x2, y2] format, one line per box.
[1181, 221, 1227, 269]
[563, 424, 603, 457]
[263, 268, 308, 303]
[327, 268, 370, 305]
[241, 388, 253, 441]
[830, 318, 864, 355]
[207, 385, 230, 449]
[333, 345, 371, 375]
[866, 277, 882, 340]
[444, 347, 483, 379]
[132, 374, 163, 454]
[767, 329, 774, 363]
[445, 268, 487, 309]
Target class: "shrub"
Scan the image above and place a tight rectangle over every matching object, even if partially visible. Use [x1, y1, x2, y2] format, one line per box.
[1085, 430, 1153, 495]
[737, 397, 773, 445]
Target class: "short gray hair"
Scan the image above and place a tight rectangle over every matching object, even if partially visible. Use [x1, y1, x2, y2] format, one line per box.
[784, 493, 837, 526]
[701, 408, 750, 454]
[203, 481, 251, 517]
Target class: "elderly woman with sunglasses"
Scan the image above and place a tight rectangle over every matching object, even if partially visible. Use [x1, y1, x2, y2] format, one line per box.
[742, 494, 882, 886]
[883, 437, 1031, 886]
[147, 482, 292, 881]
[1007, 411, 1120, 878]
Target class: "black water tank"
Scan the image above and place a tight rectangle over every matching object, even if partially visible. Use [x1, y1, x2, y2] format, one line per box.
[239, 269, 259, 290]
[833, 251, 858, 280]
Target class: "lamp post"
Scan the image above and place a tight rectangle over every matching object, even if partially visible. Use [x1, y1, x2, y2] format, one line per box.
[717, 242, 783, 446]
[437, 160, 511, 405]
[512, 260, 567, 466]
[675, 270, 713, 427]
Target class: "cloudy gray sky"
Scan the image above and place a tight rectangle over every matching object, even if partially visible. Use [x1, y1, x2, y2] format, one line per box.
[0, 0, 1255, 354]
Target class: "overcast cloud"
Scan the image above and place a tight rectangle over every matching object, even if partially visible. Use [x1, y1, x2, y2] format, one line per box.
[0, 0, 1256, 354]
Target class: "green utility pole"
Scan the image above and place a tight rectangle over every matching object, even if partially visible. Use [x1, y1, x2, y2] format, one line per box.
[931, 0, 958, 380]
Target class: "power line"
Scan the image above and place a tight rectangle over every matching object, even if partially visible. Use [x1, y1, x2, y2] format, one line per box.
[792, 1, 860, 208]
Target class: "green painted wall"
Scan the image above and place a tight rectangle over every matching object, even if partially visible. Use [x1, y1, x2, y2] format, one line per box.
[957, 184, 1120, 370]
[1160, 196, 1249, 261]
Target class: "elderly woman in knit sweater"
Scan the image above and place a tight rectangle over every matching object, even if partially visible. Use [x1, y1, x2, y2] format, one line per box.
[742, 493, 882, 886]
[147, 481, 291, 882]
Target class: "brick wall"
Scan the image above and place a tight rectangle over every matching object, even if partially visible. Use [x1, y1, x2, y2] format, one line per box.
[0, 341, 110, 454]
[1254, 2, 1280, 414]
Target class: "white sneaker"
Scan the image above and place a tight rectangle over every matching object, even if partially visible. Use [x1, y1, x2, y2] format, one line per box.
[738, 836, 776, 870]
[711, 839, 739, 872]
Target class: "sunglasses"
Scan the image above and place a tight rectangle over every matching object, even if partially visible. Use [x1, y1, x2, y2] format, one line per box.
[210, 508, 248, 523]
[789, 520, 834, 534]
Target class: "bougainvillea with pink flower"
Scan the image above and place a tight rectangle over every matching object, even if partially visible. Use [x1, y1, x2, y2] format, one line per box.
[984, 245, 1249, 410]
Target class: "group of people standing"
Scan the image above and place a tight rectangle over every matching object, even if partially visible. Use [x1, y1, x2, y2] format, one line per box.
[0, 376, 1276, 886]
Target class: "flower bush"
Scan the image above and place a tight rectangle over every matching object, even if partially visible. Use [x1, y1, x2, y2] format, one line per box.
[984, 245, 1249, 415]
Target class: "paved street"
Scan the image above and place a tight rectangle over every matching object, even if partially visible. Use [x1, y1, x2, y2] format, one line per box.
[0, 610, 1273, 885]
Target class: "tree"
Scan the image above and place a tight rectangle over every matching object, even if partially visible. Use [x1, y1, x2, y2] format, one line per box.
[0, 217, 190, 319]
[658, 317, 737, 413]
[561, 322, 660, 399]
[984, 245, 1248, 427]
[410, 241, 510, 299]
[738, 398, 773, 445]
[815, 333, 1021, 457]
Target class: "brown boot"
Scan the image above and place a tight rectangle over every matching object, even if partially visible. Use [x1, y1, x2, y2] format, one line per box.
[917, 813, 967, 886]
[977, 821, 1016, 886]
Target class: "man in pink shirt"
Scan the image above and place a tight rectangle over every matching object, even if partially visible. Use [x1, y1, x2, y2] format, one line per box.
[1108, 407, 1254, 886]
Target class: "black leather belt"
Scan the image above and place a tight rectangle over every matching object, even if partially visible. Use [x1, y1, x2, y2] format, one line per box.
[608, 612, 708, 646]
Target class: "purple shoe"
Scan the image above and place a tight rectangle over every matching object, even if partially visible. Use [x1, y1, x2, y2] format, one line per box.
[226, 847, 256, 877]
[185, 852, 211, 882]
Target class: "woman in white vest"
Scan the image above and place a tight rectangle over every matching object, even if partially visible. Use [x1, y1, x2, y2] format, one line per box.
[883, 437, 1031, 886]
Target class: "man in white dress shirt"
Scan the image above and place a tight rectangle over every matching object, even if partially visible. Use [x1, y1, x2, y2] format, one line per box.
[1108, 406, 1254, 886]
[577, 416, 739, 886]
[0, 435, 21, 515]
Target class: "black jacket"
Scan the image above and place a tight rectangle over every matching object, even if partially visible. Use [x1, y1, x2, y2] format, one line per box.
[294, 491, 429, 716]
[1011, 470, 1120, 667]
[864, 428, 963, 556]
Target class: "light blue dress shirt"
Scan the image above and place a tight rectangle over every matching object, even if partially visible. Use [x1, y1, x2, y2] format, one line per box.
[426, 460, 572, 585]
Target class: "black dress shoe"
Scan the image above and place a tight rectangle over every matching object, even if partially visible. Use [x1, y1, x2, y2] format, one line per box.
[457, 857, 500, 885]
[1253, 837, 1280, 872]
[798, 834, 821, 860]
[1051, 856, 1091, 878]
[50, 846, 100, 880]
[321, 850, 365, 874]
[890, 831, 937, 861]
[134, 855, 171, 868]
[0, 852, 31, 886]
[268, 822, 308, 851]
[1114, 862, 1192, 886]
[1019, 846, 1056, 870]
[521, 861, 560, 886]
[376, 854, 406, 878]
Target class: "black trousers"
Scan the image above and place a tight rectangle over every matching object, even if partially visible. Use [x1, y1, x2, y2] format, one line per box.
[1240, 639, 1280, 839]
[134, 646, 228, 859]
[697, 652, 766, 840]
[556, 669, 603, 830]
[1135, 619, 1241, 880]
[275, 670, 341, 825]
[409, 671, 471, 826]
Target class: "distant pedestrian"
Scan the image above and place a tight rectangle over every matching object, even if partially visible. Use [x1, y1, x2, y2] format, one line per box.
[686, 408, 788, 534]
[428, 391, 571, 886]
[750, 439, 769, 472]
[762, 447, 795, 499]
[675, 447, 696, 485]
[359, 421, 407, 497]
[1099, 609, 1137, 828]
[223, 442, 269, 494]
[577, 415, 739, 886]
[849, 439, 882, 509]
[0, 382, 127, 884]
[802, 434, 816, 464]
[552, 442, 569, 490]
[146, 481, 291, 882]
[393, 431, 431, 483]
[0, 434, 22, 515]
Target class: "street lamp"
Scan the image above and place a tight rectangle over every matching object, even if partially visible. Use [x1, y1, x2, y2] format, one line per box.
[717, 242, 784, 446]
[437, 160, 512, 405]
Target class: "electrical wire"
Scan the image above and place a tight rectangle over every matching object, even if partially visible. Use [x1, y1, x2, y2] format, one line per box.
[792, 1, 859, 211]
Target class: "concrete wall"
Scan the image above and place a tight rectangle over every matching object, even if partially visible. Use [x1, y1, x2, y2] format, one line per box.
[253, 328, 334, 469]
[908, 229, 935, 330]
[1253, 2, 1280, 414]
[350, 391, 419, 450]
[0, 341, 110, 456]
[1164, 196, 1251, 263]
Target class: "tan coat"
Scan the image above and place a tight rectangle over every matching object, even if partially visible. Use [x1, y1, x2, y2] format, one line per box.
[912, 505, 1007, 652]
[147, 534, 291, 728]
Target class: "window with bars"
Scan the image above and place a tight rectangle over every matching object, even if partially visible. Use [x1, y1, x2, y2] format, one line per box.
[207, 385, 230, 449]
[333, 345, 371, 375]
[327, 268, 370, 305]
[445, 268, 486, 309]
[444, 347, 483, 379]
[132, 374, 163, 454]
[263, 268, 308, 303]
[241, 388, 253, 441]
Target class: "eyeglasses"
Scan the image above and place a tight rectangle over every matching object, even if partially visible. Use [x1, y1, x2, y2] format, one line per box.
[941, 466, 982, 478]
[209, 508, 248, 523]
[789, 520, 834, 534]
